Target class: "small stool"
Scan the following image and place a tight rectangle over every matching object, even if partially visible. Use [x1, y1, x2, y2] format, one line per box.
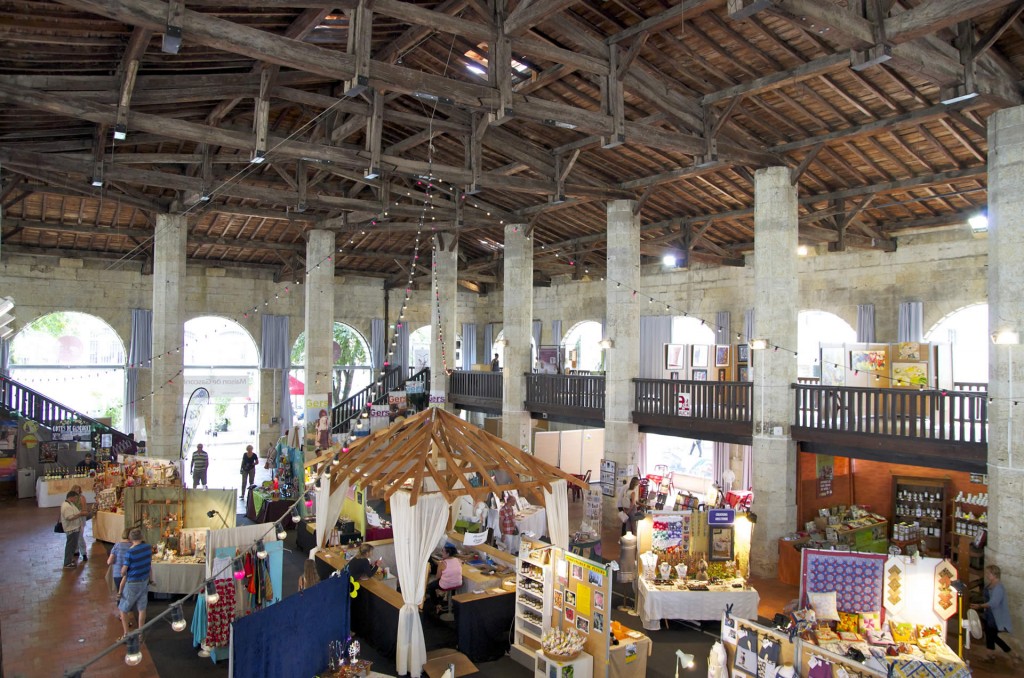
[437, 586, 457, 622]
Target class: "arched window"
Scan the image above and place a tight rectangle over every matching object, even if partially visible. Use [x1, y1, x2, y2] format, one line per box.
[290, 323, 373, 413]
[491, 329, 537, 370]
[9, 312, 126, 425]
[798, 310, 856, 379]
[561, 321, 603, 373]
[184, 316, 260, 440]
[671, 317, 716, 345]
[925, 303, 988, 385]
[409, 325, 463, 371]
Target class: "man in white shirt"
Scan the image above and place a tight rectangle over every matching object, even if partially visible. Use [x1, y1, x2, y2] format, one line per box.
[60, 491, 89, 568]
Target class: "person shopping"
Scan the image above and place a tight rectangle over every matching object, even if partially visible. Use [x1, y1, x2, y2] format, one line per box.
[70, 483, 91, 562]
[972, 564, 1022, 666]
[118, 528, 153, 639]
[426, 545, 463, 614]
[190, 443, 209, 489]
[499, 494, 520, 553]
[240, 444, 259, 502]
[60, 490, 89, 569]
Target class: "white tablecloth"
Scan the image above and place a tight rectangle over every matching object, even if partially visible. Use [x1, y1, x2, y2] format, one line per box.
[92, 510, 125, 542]
[35, 477, 95, 508]
[150, 561, 206, 595]
[636, 577, 760, 630]
[515, 506, 547, 538]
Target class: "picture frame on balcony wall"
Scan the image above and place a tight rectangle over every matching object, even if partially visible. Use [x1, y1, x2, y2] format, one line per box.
[715, 344, 730, 367]
[665, 343, 686, 370]
[692, 369, 708, 381]
[692, 344, 709, 368]
[738, 366, 750, 381]
[737, 343, 749, 363]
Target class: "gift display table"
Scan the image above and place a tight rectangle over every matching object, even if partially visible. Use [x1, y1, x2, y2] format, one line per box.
[246, 489, 293, 525]
[150, 561, 206, 594]
[515, 506, 547, 538]
[92, 510, 126, 543]
[321, 659, 373, 677]
[534, 649, 593, 678]
[36, 477, 95, 508]
[636, 577, 759, 630]
[608, 628, 651, 678]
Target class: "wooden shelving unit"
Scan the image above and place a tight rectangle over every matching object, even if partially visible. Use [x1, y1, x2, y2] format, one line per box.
[891, 476, 950, 557]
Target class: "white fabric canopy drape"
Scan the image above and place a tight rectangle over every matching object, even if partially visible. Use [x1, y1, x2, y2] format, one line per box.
[542, 479, 569, 550]
[313, 475, 349, 559]
[390, 492, 451, 677]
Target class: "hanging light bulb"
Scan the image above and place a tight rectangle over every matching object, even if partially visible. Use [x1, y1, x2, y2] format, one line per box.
[256, 539, 268, 560]
[232, 558, 246, 580]
[291, 507, 301, 523]
[124, 633, 143, 666]
[205, 580, 220, 606]
[170, 603, 187, 632]
[277, 524, 288, 540]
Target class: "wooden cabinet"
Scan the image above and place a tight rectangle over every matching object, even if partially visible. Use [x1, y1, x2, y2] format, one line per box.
[515, 545, 553, 652]
[891, 476, 950, 557]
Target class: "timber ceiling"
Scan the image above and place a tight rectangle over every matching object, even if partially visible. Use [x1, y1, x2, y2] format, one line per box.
[0, 0, 1017, 290]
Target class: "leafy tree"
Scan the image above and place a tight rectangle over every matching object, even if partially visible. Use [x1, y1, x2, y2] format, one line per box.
[291, 324, 370, 403]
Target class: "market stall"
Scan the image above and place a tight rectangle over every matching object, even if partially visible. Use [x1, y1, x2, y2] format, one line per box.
[35, 475, 95, 508]
[315, 407, 585, 678]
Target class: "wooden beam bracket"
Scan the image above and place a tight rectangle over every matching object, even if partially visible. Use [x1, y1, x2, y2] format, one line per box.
[345, 0, 372, 97]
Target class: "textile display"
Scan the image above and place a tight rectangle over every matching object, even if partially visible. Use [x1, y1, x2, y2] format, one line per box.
[757, 635, 781, 678]
[390, 491, 451, 677]
[806, 654, 833, 678]
[205, 578, 236, 648]
[884, 556, 907, 615]
[542, 478, 569, 550]
[801, 549, 886, 614]
[887, 657, 970, 678]
[734, 627, 757, 676]
[233, 575, 351, 678]
[205, 523, 278, 579]
[933, 560, 957, 620]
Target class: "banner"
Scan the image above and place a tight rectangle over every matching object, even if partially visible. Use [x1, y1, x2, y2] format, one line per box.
[304, 393, 330, 452]
[181, 387, 210, 459]
[369, 404, 391, 432]
[183, 375, 251, 398]
[676, 392, 692, 417]
[52, 423, 92, 441]
[428, 391, 446, 408]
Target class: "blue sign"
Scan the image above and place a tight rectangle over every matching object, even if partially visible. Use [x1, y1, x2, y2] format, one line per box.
[708, 508, 735, 526]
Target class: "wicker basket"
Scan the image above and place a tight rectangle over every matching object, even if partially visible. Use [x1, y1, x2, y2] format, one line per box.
[543, 649, 582, 662]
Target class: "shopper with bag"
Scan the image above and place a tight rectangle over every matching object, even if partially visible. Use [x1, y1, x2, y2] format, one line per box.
[240, 444, 259, 502]
[60, 490, 88, 569]
[499, 494, 520, 553]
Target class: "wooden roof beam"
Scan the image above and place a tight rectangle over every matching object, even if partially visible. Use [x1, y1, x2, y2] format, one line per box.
[884, 0, 1021, 44]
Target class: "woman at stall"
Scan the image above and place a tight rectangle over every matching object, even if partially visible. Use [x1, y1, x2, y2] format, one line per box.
[972, 565, 1022, 665]
[426, 545, 463, 613]
[348, 543, 382, 580]
[298, 559, 320, 592]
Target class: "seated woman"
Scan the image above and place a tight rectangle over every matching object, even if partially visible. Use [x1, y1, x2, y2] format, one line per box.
[348, 543, 382, 581]
[426, 545, 463, 614]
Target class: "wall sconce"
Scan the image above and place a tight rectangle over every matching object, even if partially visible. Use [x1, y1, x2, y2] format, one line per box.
[494, 337, 509, 348]
[598, 338, 615, 349]
[749, 338, 769, 351]
[991, 330, 1019, 345]
[969, 213, 988, 233]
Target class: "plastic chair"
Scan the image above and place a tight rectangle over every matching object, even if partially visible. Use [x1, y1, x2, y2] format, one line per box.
[570, 470, 591, 502]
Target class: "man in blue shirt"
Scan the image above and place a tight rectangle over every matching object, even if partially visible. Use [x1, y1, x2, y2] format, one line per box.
[118, 528, 153, 638]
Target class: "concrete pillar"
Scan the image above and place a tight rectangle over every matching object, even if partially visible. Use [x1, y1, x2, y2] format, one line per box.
[502, 223, 533, 452]
[605, 200, 641, 536]
[431, 233, 458, 407]
[985, 105, 1024, 634]
[303, 229, 336, 449]
[150, 212, 186, 460]
[749, 167, 799, 577]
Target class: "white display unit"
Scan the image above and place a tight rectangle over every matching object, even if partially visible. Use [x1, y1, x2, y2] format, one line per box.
[534, 649, 593, 678]
[514, 544, 554, 650]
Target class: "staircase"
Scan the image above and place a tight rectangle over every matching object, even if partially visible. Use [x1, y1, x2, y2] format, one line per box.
[0, 374, 135, 455]
[331, 366, 430, 434]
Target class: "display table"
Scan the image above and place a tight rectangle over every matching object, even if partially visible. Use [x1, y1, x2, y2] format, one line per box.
[246, 489, 293, 525]
[608, 629, 651, 678]
[92, 510, 126, 543]
[150, 561, 206, 594]
[515, 506, 547, 538]
[35, 477, 95, 508]
[534, 649, 593, 678]
[350, 578, 403, 658]
[452, 590, 515, 662]
[636, 577, 759, 630]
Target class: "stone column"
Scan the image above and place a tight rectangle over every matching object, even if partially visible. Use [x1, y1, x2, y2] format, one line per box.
[605, 200, 641, 535]
[431, 233, 458, 407]
[986, 105, 1024, 634]
[502, 223, 533, 451]
[150, 211, 186, 460]
[749, 166, 799, 577]
[304, 229, 336, 454]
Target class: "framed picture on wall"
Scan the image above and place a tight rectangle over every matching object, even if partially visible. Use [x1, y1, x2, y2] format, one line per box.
[709, 526, 735, 561]
[738, 366, 750, 382]
[715, 345, 730, 367]
[692, 344, 709, 367]
[665, 343, 686, 370]
[670, 371, 679, 380]
[737, 344, 749, 363]
[692, 369, 708, 381]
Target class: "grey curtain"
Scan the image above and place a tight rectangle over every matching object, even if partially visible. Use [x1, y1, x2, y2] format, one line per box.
[0, 338, 9, 377]
[639, 315, 672, 378]
[897, 301, 923, 342]
[856, 304, 876, 343]
[713, 442, 728, 488]
[371, 318, 385, 371]
[126, 309, 153, 436]
[461, 323, 477, 368]
[394, 322, 409, 375]
[551, 320, 562, 347]
[260, 314, 292, 435]
[744, 308, 755, 342]
[715, 311, 731, 345]
[483, 323, 493, 362]
[532, 320, 542, 356]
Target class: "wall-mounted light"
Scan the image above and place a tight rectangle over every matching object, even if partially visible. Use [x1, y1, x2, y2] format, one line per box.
[992, 330, 1019, 345]
[749, 338, 769, 351]
[969, 214, 988, 233]
[797, 245, 808, 256]
[662, 254, 678, 267]
[113, 123, 127, 141]
[598, 338, 615, 349]
[494, 337, 509, 348]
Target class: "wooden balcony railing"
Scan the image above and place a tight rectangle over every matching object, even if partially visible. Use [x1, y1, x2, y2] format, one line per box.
[448, 371, 503, 413]
[792, 384, 987, 444]
[953, 381, 987, 392]
[633, 379, 752, 421]
[525, 373, 605, 425]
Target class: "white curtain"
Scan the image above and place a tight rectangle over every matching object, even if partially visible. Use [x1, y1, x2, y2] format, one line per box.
[713, 442, 729, 485]
[542, 479, 569, 550]
[639, 315, 672, 378]
[390, 491, 451, 677]
[856, 304, 876, 342]
[126, 308, 153, 435]
[898, 302, 923, 342]
[461, 323, 477, 367]
[261, 314, 292, 435]
[744, 308, 755, 342]
[371, 318, 386, 371]
[314, 476, 349, 557]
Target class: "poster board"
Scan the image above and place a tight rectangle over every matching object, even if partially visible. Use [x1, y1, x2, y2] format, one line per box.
[599, 459, 617, 497]
[559, 551, 612, 678]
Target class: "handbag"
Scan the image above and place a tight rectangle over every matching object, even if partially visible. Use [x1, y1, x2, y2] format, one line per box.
[54, 519, 64, 534]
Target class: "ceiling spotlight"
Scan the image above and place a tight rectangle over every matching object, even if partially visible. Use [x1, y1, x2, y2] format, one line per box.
[113, 123, 127, 140]
[91, 177, 104, 188]
[662, 254, 677, 267]
[968, 213, 988, 233]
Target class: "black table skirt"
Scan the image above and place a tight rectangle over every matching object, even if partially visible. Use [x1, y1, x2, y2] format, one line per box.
[246, 492, 294, 526]
[351, 585, 399, 658]
[453, 593, 515, 663]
